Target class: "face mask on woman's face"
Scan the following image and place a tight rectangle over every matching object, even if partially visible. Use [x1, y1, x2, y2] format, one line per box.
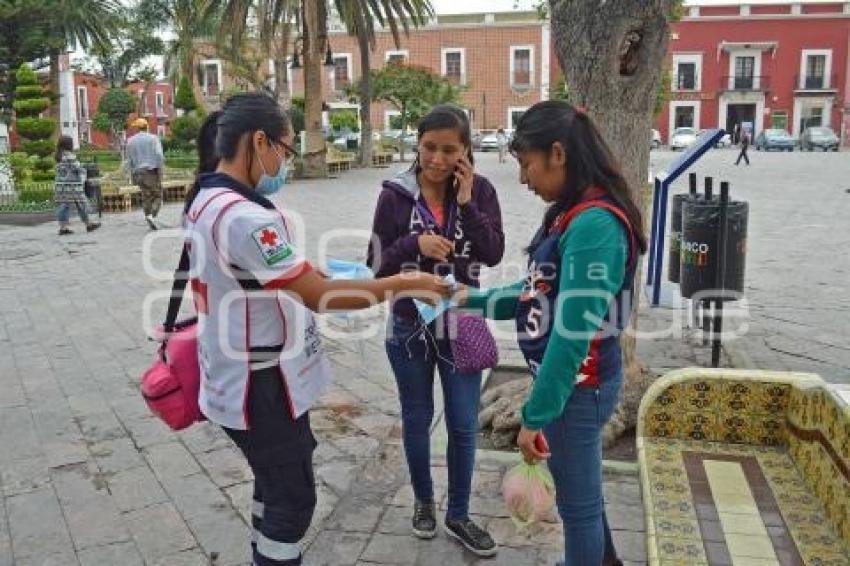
[255, 144, 288, 195]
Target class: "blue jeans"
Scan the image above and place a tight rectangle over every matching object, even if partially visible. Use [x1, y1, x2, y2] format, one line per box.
[57, 201, 90, 226]
[546, 369, 623, 566]
[385, 316, 482, 521]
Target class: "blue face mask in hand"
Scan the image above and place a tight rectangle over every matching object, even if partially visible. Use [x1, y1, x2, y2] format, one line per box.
[255, 145, 288, 195]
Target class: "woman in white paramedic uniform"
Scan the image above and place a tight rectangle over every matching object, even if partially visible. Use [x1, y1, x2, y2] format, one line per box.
[185, 93, 450, 566]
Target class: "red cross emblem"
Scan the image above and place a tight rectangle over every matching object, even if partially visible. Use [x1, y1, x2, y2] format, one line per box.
[259, 228, 278, 247]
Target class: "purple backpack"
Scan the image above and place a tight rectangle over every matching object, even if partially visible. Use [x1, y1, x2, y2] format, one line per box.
[447, 312, 499, 374]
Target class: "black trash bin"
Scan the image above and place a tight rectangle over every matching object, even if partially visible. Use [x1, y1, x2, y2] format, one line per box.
[82, 162, 103, 218]
[667, 194, 690, 283]
[680, 196, 748, 299]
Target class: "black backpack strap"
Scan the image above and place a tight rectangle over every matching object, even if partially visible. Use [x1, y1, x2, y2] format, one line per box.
[163, 242, 191, 333]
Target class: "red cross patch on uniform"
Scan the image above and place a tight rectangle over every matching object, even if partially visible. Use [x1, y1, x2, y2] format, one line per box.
[251, 224, 293, 266]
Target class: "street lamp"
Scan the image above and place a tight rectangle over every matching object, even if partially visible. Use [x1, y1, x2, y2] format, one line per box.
[289, 37, 335, 69]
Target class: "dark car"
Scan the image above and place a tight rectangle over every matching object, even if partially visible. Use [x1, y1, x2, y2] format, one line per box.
[799, 126, 840, 151]
[754, 129, 795, 152]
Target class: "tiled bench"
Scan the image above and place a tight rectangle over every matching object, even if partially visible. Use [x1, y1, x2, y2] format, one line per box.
[637, 368, 849, 565]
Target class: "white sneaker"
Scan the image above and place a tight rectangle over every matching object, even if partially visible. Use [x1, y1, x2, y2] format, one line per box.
[145, 215, 158, 230]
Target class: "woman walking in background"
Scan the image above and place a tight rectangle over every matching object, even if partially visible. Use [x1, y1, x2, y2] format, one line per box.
[54, 135, 100, 235]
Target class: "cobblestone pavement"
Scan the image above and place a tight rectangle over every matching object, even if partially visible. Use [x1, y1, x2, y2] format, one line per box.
[0, 149, 846, 565]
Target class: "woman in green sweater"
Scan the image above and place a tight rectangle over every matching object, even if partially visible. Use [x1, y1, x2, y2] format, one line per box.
[456, 101, 647, 565]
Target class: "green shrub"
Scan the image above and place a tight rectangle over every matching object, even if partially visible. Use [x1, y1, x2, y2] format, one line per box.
[289, 105, 304, 135]
[78, 149, 121, 162]
[14, 85, 44, 99]
[0, 200, 55, 213]
[171, 113, 202, 148]
[13, 97, 50, 117]
[15, 118, 56, 139]
[22, 140, 54, 157]
[174, 76, 198, 113]
[330, 110, 359, 132]
[37, 156, 55, 172]
[17, 188, 54, 203]
[164, 157, 198, 169]
[31, 171, 55, 182]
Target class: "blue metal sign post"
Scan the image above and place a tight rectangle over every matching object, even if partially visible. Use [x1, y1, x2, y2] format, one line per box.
[647, 129, 724, 306]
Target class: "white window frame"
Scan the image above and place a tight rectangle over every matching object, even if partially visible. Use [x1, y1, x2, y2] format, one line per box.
[77, 86, 89, 120]
[669, 101, 701, 132]
[200, 58, 223, 96]
[672, 53, 702, 92]
[799, 49, 832, 89]
[440, 48, 466, 85]
[728, 50, 762, 90]
[509, 45, 535, 89]
[507, 106, 529, 130]
[384, 49, 409, 64]
[332, 53, 353, 91]
[384, 109, 402, 130]
[155, 92, 165, 115]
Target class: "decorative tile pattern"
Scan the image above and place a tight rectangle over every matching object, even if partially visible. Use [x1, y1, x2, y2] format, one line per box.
[639, 370, 850, 565]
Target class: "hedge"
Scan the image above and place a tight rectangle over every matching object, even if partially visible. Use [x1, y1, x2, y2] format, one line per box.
[16, 118, 56, 139]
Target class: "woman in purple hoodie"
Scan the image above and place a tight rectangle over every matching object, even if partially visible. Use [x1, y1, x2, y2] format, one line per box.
[367, 105, 504, 557]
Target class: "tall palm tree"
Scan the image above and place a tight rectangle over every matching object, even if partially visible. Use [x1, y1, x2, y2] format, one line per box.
[333, 0, 433, 167]
[139, 0, 220, 106]
[44, 0, 122, 121]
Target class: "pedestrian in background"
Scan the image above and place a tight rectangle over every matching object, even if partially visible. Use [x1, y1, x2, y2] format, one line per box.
[496, 127, 508, 163]
[126, 118, 164, 230]
[54, 135, 100, 235]
[735, 130, 751, 165]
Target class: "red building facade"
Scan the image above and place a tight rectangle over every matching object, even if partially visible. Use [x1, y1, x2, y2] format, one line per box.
[658, 1, 850, 145]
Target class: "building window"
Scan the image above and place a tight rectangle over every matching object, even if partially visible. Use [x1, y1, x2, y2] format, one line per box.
[441, 48, 465, 84]
[385, 50, 408, 65]
[141, 92, 150, 116]
[800, 50, 832, 90]
[674, 106, 695, 128]
[734, 56, 755, 89]
[155, 92, 165, 115]
[677, 63, 697, 90]
[771, 111, 788, 130]
[511, 47, 532, 88]
[77, 86, 89, 120]
[202, 60, 221, 96]
[333, 55, 351, 90]
[508, 107, 528, 130]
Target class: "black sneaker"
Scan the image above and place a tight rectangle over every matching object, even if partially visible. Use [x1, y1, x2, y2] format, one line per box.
[444, 517, 497, 557]
[86, 223, 101, 232]
[412, 500, 437, 539]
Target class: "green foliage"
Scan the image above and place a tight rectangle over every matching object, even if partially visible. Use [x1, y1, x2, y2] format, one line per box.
[330, 111, 359, 132]
[92, 88, 136, 135]
[22, 140, 54, 158]
[9, 152, 33, 183]
[13, 98, 50, 117]
[388, 114, 404, 130]
[14, 85, 44, 99]
[288, 105, 304, 135]
[17, 188, 54, 203]
[16, 118, 56, 140]
[78, 149, 121, 162]
[171, 112, 202, 147]
[174, 76, 198, 113]
[15, 65, 37, 86]
[290, 97, 306, 112]
[37, 156, 55, 172]
[31, 170, 55, 182]
[164, 156, 198, 169]
[552, 76, 571, 102]
[369, 63, 465, 133]
[655, 66, 672, 117]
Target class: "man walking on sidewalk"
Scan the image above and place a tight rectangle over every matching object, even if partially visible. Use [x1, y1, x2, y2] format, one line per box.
[126, 118, 164, 229]
[735, 130, 751, 166]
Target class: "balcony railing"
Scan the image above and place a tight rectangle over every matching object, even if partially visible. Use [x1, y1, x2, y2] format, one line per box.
[721, 75, 770, 91]
[794, 74, 837, 91]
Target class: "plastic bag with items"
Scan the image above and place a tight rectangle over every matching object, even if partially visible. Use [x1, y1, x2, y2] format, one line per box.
[501, 459, 556, 528]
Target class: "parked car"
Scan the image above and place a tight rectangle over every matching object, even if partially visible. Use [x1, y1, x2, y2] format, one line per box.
[754, 129, 795, 151]
[651, 129, 661, 150]
[670, 127, 698, 150]
[480, 132, 500, 151]
[696, 129, 732, 148]
[799, 126, 839, 151]
[380, 130, 417, 152]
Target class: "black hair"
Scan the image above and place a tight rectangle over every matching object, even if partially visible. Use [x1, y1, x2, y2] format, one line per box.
[510, 100, 648, 254]
[55, 135, 74, 162]
[215, 92, 291, 161]
[184, 110, 223, 212]
[411, 103, 475, 172]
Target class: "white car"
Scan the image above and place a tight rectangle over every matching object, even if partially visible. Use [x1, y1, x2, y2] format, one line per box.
[670, 127, 698, 150]
[480, 133, 500, 151]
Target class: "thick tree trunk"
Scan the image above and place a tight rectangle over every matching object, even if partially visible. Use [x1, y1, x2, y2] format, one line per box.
[302, 0, 328, 178]
[356, 21, 373, 168]
[479, 1, 672, 450]
[550, 0, 671, 433]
